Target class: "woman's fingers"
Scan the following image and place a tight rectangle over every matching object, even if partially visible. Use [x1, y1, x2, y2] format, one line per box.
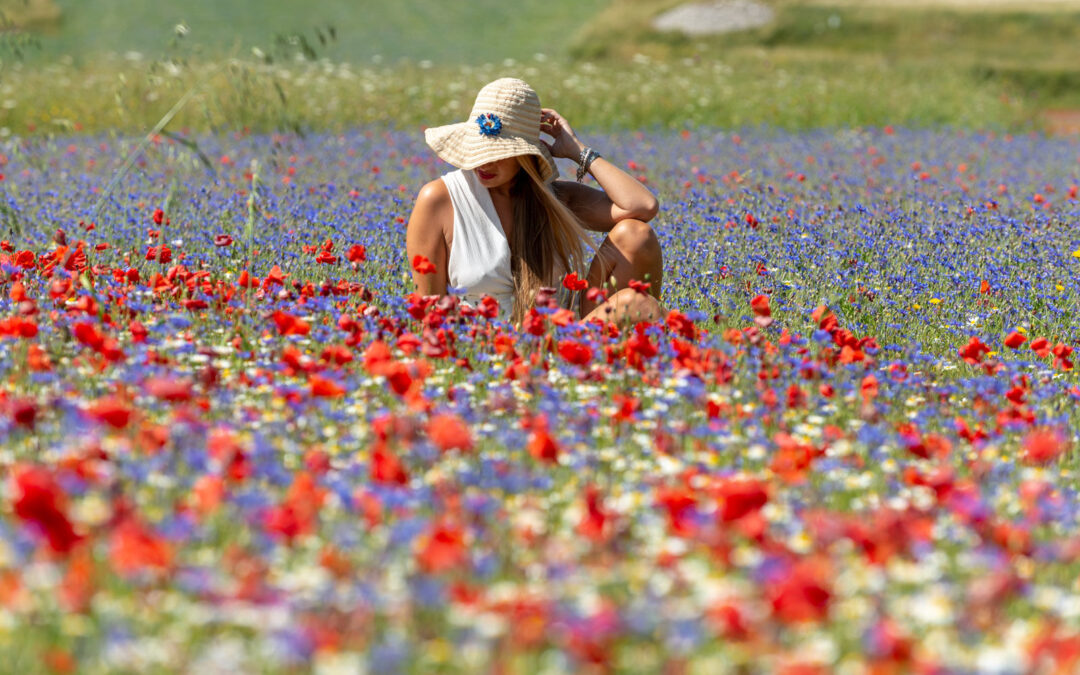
[542, 108, 565, 127]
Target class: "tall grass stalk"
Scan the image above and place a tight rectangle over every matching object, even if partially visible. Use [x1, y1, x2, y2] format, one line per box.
[88, 77, 211, 224]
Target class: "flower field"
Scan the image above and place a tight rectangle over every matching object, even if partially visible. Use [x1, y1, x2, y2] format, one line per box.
[0, 126, 1078, 673]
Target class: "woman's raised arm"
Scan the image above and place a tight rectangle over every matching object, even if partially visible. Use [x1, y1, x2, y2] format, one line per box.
[404, 179, 451, 296]
[541, 107, 659, 232]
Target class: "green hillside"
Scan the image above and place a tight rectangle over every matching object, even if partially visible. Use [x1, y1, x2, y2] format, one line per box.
[30, 0, 607, 64]
[6, 0, 1080, 133]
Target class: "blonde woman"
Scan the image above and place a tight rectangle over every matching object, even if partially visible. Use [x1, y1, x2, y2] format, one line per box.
[405, 78, 664, 325]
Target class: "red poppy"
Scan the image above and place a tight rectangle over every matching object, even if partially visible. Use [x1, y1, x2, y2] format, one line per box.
[577, 485, 609, 542]
[0, 316, 37, 339]
[144, 376, 193, 402]
[214, 234, 233, 247]
[26, 344, 51, 372]
[958, 336, 991, 364]
[13, 250, 35, 269]
[264, 504, 305, 543]
[145, 245, 172, 263]
[385, 362, 415, 397]
[612, 394, 639, 422]
[750, 294, 771, 317]
[346, 244, 366, 263]
[85, 397, 133, 429]
[11, 465, 82, 554]
[309, 374, 346, 398]
[527, 416, 560, 464]
[412, 254, 436, 275]
[1004, 332, 1027, 349]
[656, 484, 698, 536]
[263, 265, 287, 287]
[192, 475, 225, 516]
[626, 329, 657, 360]
[860, 374, 879, 402]
[124, 319, 145, 341]
[1030, 337, 1051, 358]
[362, 340, 393, 375]
[320, 344, 354, 366]
[714, 477, 769, 523]
[109, 519, 173, 576]
[73, 322, 105, 351]
[770, 433, 818, 483]
[1053, 343, 1074, 371]
[562, 272, 588, 291]
[767, 557, 832, 624]
[477, 295, 501, 318]
[557, 339, 593, 365]
[427, 413, 473, 453]
[665, 309, 697, 340]
[416, 520, 467, 573]
[272, 311, 311, 336]
[627, 279, 651, 295]
[521, 308, 546, 336]
[371, 444, 409, 485]
[1022, 429, 1069, 464]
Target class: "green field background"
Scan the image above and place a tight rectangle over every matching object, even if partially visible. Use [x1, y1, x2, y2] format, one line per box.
[3, 0, 1080, 132]
[24, 0, 608, 63]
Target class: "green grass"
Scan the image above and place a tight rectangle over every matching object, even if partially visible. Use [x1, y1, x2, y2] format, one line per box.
[0, 55, 1033, 136]
[25, 0, 606, 65]
[2, 0, 1080, 134]
[571, 1, 1080, 107]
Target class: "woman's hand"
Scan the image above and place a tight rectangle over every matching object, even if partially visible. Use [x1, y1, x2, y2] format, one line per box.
[540, 108, 585, 161]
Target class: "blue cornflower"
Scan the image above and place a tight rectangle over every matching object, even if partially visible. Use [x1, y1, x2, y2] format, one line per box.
[475, 113, 502, 137]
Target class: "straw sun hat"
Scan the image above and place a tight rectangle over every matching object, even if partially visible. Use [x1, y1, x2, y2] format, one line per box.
[424, 78, 559, 182]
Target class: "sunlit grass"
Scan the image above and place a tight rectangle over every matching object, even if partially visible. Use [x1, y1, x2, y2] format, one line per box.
[0, 52, 1036, 138]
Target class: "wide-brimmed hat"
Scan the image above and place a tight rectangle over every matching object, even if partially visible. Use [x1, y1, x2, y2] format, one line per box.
[424, 78, 558, 182]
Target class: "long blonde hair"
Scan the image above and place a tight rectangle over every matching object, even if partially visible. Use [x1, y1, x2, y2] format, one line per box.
[507, 155, 591, 324]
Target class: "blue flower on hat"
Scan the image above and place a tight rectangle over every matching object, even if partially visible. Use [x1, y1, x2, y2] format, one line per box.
[476, 113, 502, 138]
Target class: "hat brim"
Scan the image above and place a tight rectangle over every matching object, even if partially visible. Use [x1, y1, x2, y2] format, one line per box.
[425, 122, 559, 182]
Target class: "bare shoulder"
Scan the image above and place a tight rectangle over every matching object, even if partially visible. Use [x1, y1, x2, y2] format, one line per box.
[415, 177, 452, 212]
[408, 178, 452, 237]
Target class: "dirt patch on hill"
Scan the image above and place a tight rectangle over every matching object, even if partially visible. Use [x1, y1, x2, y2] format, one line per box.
[653, 0, 775, 36]
[1042, 109, 1080, 135]
[804, 0, 1080, 8]
[0, 0, 60, 28]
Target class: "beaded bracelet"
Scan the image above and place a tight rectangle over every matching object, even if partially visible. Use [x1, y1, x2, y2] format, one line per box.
[576, 146, 601, 183]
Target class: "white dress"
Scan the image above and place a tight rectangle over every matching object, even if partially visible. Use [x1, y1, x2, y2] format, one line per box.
[443, 168, 580, 321]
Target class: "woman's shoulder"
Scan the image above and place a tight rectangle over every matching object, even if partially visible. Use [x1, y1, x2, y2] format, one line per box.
[408, 176, 454, 242]
[415, 175, 453, 210]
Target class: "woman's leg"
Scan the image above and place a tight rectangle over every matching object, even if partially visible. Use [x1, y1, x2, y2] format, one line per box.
[579, 218, 664, 322]
[582, 287, 664, 324]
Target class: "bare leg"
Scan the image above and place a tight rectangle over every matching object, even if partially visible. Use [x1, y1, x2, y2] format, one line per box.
[582, 287, 664, 324]
[579, 219, 664, 321]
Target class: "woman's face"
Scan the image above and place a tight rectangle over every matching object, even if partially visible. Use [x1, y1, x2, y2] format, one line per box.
[473, 157, 521, 188]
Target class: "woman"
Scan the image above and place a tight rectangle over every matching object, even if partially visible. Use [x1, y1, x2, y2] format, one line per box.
[405, 77, 663, 325]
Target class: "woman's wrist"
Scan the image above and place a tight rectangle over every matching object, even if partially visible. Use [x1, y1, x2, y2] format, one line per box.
[575, 146, 602, 183]
[563, 138, 586, 162]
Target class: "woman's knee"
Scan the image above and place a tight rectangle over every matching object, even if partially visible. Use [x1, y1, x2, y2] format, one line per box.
[609, 219, 661, 261]
[610, 287, 663, 321]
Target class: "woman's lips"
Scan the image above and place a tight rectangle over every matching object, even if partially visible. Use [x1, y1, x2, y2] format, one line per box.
[476, 169, 495, 180]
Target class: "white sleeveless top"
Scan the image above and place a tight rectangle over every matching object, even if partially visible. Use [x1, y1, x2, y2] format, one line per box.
[443, 168, 515, 320]
[443, 168, 579, 321]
